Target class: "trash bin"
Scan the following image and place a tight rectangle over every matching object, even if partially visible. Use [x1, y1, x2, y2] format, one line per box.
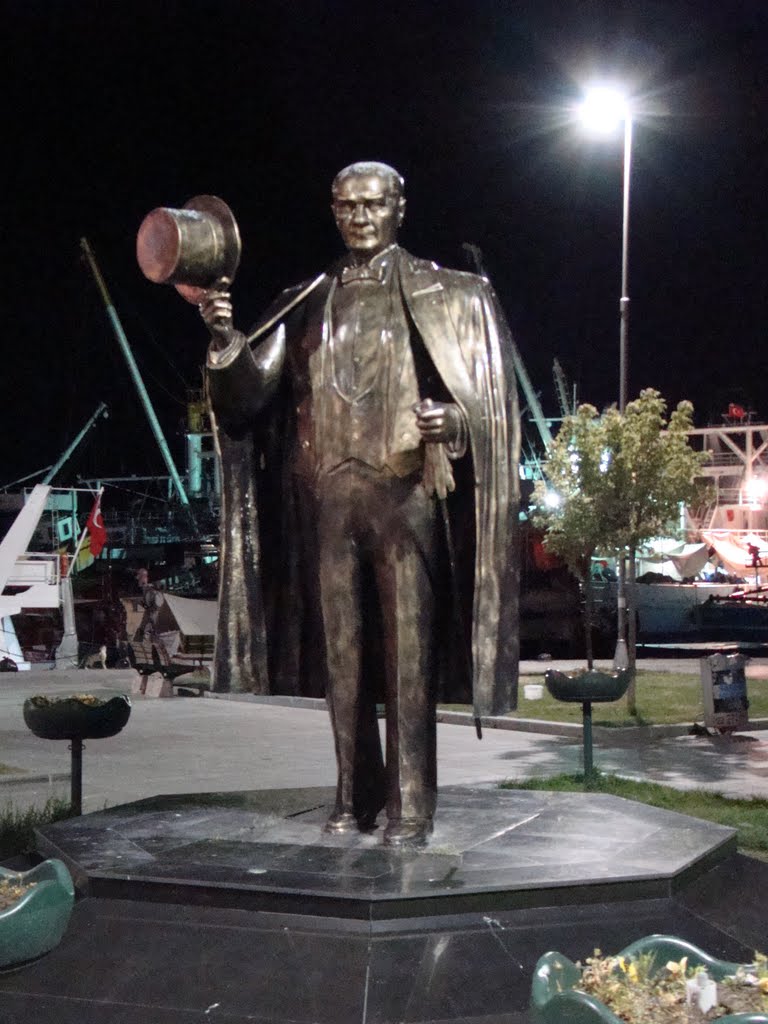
[700, 653, 749, 734]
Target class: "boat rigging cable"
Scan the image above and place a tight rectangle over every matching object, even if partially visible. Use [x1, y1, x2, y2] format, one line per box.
[79, 238, 198, 534]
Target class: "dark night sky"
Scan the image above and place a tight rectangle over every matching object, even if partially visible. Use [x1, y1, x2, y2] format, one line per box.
[4, 0, 768, 486]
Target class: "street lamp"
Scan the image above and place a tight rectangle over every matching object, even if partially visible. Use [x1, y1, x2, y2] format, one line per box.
[577, 83, 633, 668]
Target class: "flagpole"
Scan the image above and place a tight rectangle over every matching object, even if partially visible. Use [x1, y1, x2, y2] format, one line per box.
[55, 487, 106, 669]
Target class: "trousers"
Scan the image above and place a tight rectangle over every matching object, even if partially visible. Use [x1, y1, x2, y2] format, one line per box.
[309, 459, 439, 824]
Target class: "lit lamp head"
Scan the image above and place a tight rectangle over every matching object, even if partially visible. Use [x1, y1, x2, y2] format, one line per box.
[577, 85, 630, 134]
[744, 477, 768, 508]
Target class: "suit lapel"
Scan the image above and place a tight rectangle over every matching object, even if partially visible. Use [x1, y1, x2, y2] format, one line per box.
[397, 253, 478, 417]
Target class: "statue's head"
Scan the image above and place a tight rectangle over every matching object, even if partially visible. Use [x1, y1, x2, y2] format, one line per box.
[331, 161, 405, 259]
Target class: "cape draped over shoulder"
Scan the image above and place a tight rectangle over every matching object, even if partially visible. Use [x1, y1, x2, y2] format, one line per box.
[206, 249, 520, 717]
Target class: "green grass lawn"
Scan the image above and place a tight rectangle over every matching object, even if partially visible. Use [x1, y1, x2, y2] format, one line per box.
[501, 772, 768, 861]
[444, 671, 768, 727]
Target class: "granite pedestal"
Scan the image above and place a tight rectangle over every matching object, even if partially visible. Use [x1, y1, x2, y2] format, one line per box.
[1, 784, 763, 1023]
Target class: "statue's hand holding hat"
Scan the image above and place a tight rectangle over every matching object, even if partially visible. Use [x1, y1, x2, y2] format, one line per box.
[136, 195, 241, 306]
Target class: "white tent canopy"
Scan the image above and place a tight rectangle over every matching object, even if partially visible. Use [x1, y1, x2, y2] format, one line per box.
[700, 531, 766, 579]
[663, 543, 712, 580]
[634, 541, 711, 581]
[162, 594, 217, 637]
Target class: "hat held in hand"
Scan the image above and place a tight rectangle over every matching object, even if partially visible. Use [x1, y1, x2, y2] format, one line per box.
[136, 195, 241, 305]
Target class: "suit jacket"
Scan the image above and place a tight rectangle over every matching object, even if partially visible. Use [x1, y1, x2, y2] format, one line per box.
[206, 248, 520, 717]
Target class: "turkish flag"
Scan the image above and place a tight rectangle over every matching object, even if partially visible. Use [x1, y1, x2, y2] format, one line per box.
[86, 496, 107, 557]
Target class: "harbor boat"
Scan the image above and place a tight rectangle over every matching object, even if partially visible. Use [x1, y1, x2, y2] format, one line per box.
[592, 577, 747, 644]
[591, 408, 768, 647]
[0, 484, 87, 669]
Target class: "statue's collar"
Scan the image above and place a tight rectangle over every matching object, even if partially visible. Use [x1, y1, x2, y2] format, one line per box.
[338, 244, 399, 286]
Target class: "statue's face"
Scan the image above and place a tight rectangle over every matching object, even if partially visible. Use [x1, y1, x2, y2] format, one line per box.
[332, 171, 404, 259]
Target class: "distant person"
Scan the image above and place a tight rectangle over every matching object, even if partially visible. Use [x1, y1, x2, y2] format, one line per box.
[134, 568, 169, 666]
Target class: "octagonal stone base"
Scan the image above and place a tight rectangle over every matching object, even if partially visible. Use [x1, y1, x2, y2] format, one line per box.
[18, 786, 763, 1024]
[35, 784, 735, 917]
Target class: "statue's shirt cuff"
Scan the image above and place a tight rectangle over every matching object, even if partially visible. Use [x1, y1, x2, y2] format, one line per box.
[207, 331, 247, 369]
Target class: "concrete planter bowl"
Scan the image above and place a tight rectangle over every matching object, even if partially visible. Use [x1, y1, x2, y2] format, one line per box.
[23, 694, 132, 814]
[530, 934, 767, 1024]
[23, 694, 132, 741]
[544, 668, 632, 704]
[0, 859, 75, 967]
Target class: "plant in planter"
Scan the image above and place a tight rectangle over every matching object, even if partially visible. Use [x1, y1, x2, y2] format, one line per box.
[531, 934, 768, 1024]
[0, 859, 74, 967]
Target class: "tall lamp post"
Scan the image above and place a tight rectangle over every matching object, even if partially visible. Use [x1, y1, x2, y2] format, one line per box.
[577, 84, 633, 668]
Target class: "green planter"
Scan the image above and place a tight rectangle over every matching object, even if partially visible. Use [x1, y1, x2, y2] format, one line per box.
[531, 934, 767, 1024]
[23, 694, 132, 740]
[0, 859, 74, 967]
[543, 669, 632, 778]
[544, 668, 632, 703]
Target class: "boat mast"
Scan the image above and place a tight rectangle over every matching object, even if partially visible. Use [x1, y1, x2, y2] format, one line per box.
[43, 402, 109, 485]
[80, 238, 196, 525]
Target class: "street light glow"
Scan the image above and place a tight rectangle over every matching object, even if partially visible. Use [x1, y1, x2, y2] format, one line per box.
[578, 85, 630, 135]
[744, 477, 768, 507]
[574, 79, 634, 672]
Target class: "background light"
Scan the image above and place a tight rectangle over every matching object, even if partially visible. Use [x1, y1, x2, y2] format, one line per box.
[744, 477, 768, 507]
[577, 85, 630, 135]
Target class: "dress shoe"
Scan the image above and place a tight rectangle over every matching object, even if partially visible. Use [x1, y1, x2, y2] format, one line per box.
[323, 810, 358, 834]
[356, 809, 380, 833]
[382, 817, 433, 848]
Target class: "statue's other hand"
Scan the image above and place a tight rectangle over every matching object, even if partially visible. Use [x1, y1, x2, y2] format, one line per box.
[200, 279, 235, 350]
[414, 399, 463, 445]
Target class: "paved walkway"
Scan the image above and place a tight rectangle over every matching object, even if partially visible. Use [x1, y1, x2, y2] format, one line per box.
[0, 663, 766, 813]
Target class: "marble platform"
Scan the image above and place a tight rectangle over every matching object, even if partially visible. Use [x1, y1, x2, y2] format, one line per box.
[35, 784, 736, 917]
[2, 785, 763, 1023]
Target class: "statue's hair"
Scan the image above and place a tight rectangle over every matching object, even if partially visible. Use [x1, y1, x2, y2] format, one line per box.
[332, 161, 405, 199]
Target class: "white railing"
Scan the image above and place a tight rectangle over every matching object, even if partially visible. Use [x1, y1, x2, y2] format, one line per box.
[5, 553, 60, 588]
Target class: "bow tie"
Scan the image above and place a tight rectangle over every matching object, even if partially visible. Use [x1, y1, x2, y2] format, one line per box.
[339, 262, 386, 285]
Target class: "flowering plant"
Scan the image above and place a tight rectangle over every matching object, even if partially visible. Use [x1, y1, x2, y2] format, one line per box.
[531, 936, 768, 1024]
[0, 876, 36, 911]
[577, 948, 768, 1022]
[28, 693, 105, 707]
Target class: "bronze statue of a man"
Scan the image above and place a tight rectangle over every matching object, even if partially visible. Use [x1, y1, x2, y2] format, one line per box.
[201, 161, 520, 847]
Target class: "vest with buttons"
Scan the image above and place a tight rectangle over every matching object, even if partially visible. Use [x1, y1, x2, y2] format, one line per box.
[293, 247, 425, 479]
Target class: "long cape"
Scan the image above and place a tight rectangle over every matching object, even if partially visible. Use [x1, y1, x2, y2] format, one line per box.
[207, 250, 520, 717]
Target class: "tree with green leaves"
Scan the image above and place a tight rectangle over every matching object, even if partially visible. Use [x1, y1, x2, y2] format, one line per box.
[533, 390, 705, 700]
[532, 401, 615, 669]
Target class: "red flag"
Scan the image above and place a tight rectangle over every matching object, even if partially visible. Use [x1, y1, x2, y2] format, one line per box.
[86, 496, 107, 557]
